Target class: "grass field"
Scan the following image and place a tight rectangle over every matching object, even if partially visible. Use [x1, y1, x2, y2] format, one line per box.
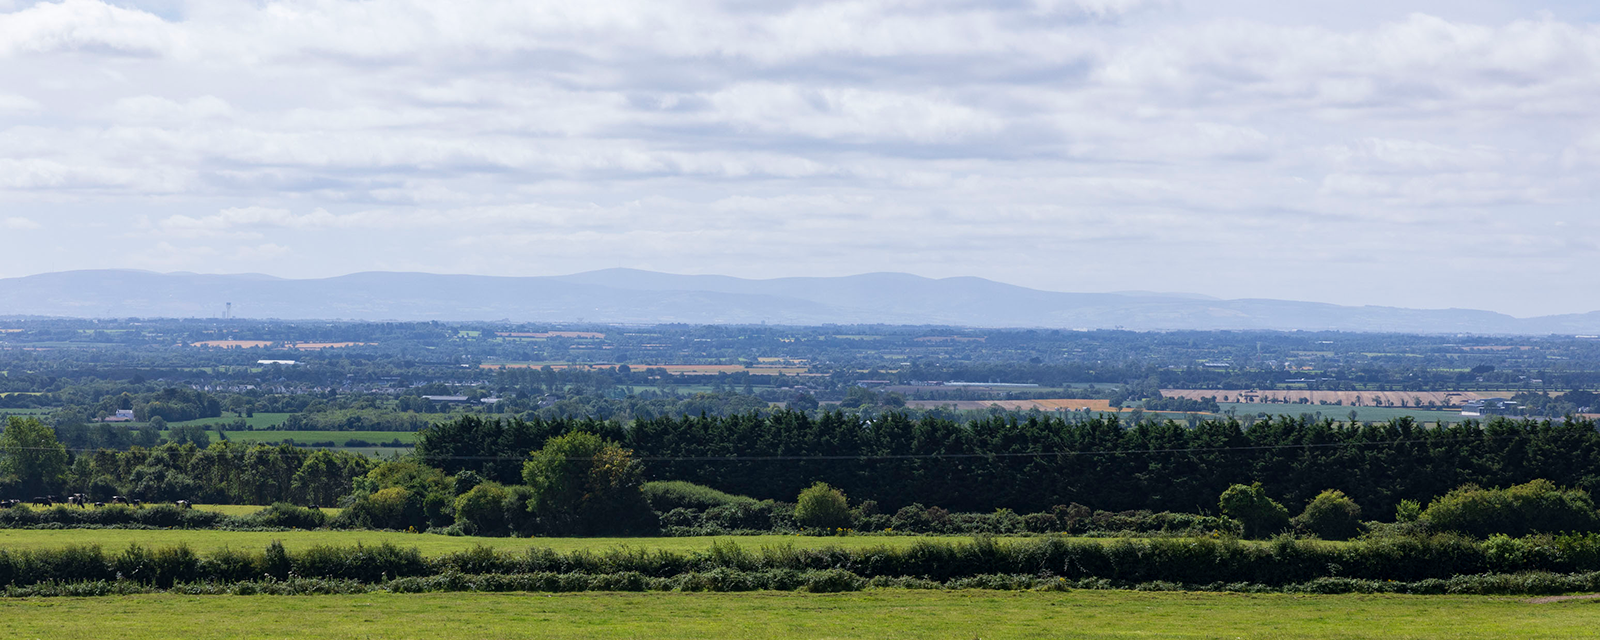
[0, 530, 996, 556]
[162, 412, 295, 429]
[169, 430, 418, 445]
[0, 590, 1594, 639]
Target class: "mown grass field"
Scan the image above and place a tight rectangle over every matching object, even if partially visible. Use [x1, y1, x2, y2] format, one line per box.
[1, 590, 1595, 639]
[0, 530, 997, 556]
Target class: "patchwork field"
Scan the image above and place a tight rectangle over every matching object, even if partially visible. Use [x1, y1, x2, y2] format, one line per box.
[0, 590, 1594, 640]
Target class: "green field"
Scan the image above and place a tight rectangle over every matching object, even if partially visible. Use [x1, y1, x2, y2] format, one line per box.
[164, 412, 296, 429]
[167, 429, 418, 445]
[0, 530, 994, 556]
[0, 590, 1593, 639]
[1221, 402, 1464, 424]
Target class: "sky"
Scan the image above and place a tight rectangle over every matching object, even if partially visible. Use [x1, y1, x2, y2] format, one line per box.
[0, 0, 1597, 317]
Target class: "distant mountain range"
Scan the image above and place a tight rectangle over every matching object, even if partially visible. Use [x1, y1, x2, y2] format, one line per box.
[0, 269, 1597, 334]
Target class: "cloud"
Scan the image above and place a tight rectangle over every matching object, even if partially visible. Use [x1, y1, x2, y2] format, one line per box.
[0, 0, 182, 57]
[0, 1, 1598, 315]
[2, 216, 41, 229]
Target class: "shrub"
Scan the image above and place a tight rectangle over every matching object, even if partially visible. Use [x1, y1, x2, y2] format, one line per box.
[641, 481, 756, 512]
[522, 432, 655, 536]
[1219, 483, 1290, 539]
[1293, 490, 1363, 540]
[794, 482, 852, 530]
[454, 482, 509, 535]
[1422, 479, 1600, 538]
[248, 503, 328, 530]
[1396, 499, 1423, 523]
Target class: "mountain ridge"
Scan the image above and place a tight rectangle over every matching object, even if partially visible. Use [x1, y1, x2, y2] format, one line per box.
[0, 269, 1593, 334]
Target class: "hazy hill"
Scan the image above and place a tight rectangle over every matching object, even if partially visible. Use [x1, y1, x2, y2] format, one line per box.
[0, 268, 1594, 334]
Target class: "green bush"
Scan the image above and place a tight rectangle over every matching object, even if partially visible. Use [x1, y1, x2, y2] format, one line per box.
[1293, 490, 1363, 540]
[794, 482, 852, 530]
[1422, 479, 1600, 538]
[247, 503, 328, 530]
[1396, 499, 1423, 523]
[454, 482, 509, 535]
[522, 432, 655, 536]
[641, 481, 757, 512]
[1219, 483, 1290, 539]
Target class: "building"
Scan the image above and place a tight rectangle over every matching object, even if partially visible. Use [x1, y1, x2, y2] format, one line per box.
[103, 409, 136, 422]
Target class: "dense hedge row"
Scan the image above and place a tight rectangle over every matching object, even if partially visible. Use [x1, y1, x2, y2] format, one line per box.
[9, 534, 1600, 591]
[17, 569, 1600, 598]
[656, 501, 1239, 537]
[0, 503, 328, 531]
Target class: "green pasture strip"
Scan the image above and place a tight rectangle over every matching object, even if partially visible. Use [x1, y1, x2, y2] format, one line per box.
[0, 531, 999, 556]
[1220, 402, 1464, 423]
[179, 430, 419, 444]
[1, 591, 1595, 640]
[190, 504, 342, 518]
[163, 413, 295, 429]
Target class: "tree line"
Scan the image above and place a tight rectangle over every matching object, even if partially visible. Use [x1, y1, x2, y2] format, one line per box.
[417, 411, 1600, 515]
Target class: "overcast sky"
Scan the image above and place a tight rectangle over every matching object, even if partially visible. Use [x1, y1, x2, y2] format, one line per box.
[0, 0, 1597, 317]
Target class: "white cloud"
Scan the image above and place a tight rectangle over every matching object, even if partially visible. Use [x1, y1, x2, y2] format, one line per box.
[0, 1, 1598, 315]
[2, 216, 41, 229]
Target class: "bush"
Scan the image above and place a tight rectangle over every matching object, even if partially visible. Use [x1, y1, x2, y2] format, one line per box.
[454, 483, 509, 535]
[248, 503, 328, 530]
[1396, 499, 1423, 523]
[641, 481, 757, 512]
[1422, 479, 1600, 538]
[794, 482, 852, 530]
[522, 432, 655, 536]
[1293, 490, 1363, 540]
[1219, 483, 1290, 539]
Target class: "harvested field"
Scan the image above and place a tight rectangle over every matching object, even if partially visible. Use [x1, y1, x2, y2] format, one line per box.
[1163, 389, 1481, 408]
[292, 342, 371, 349]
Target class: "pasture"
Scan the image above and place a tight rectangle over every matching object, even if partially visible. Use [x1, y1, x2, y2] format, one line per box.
[1, 590, 1595, 639]
[0, 530, 997, 556]
[169, 429, 417, 445]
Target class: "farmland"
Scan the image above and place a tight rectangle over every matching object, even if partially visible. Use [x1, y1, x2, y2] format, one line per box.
[165, 429, 417, 445]
[0, 591, 1594, 640]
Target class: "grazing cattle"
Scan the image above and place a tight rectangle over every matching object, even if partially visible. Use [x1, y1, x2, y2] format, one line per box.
[112, 496, 128, 505]
[132, 499, 142, 507]
[31, 497, 51, 506]
[94, 502, 105, 508]
[176, 500, 191, 509]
